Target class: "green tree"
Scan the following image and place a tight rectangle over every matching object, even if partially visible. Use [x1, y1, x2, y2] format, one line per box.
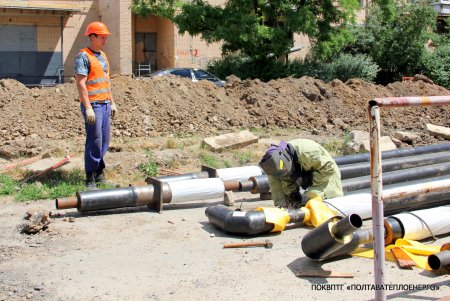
[344, 2, 437, 83]
[131, 0, 360, 60]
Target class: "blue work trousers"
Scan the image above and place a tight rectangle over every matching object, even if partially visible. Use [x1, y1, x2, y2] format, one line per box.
[80, 102, 111, 174]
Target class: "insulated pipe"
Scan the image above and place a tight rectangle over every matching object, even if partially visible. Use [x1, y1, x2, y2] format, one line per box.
[427, 250, 450, 271]
[202, 165, 263, 181]
[55, 185, 155, 212]
[151, 171, 209, 182]
[205, 205, 306, 236]
[385, 206, 450, 242]
[325, 179, 450, 219]
[334, 142, 450, 166]
[167, 178, 225, 204]
[339, 152, 450, 179]
[301, 214, 363, 260]
[325, 229, 374, 260]
[343, 162, 450, 192]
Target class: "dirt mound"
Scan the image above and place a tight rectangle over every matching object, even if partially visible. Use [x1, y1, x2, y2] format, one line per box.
[0, 75, 449, 158]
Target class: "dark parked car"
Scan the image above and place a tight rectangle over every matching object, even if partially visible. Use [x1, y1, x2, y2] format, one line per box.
[148, 68, 225, 87]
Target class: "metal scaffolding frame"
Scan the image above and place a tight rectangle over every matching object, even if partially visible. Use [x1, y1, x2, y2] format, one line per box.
[369, 95, 450, 301]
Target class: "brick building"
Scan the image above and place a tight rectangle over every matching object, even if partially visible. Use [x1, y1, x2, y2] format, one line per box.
[0, 0, 370, 85]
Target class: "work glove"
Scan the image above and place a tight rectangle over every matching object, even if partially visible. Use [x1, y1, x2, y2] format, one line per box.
[110, 102, 118, 118]
[85, 106, 96, 125]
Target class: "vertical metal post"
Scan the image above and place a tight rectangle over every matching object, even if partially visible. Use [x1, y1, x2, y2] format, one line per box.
[60, 15, 64, 83]
[370, 105, 386, 301]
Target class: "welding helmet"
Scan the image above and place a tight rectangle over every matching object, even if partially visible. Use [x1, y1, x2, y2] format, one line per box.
[259, 141, 294, 178]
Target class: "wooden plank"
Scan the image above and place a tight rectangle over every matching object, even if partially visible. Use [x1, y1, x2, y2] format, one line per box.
[295, 270, 354, 278]
[390, 247, 416, 268]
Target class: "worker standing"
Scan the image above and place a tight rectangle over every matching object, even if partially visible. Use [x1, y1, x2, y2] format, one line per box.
[259, 139, 343, 208]
[74, 21, 118, 190]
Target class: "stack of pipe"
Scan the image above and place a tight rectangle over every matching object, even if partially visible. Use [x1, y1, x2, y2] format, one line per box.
[56, 142, 450, 214]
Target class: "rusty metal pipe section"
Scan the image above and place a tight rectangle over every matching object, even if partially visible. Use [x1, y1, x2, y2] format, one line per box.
[369, 95, 450, 108]
[239, 180, 255, 192]
[301, 214, 363, 260]
[55, 196, 78, 210]
[428, 250, 450, 271]
[224, 181, 241, 192]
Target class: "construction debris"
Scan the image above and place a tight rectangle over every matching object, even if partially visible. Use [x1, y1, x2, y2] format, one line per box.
[18, 210, 51, 234]
[202, 130, 259, 152]
[426, 123, 450, 140]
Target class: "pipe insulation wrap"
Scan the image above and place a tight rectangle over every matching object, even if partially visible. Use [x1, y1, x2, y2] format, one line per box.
[216, 166, 262, 181]
[168, 178, 225, 203]
[390, 206, 450, 241]
[325, 190, 450, 219]
[324, 193, 372, 219]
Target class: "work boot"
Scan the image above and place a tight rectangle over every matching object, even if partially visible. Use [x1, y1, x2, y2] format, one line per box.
[85, 172, 98, 191]
[95, 170, 106, 184]
[95, 170, 117, 187]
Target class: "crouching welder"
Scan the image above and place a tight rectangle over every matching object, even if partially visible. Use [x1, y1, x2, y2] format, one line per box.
[259, 139, 343, 208]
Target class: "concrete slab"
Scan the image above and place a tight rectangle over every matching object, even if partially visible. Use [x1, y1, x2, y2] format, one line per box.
[426, 123, 450, 140]
[23, 157, 83, 173]
[202, 130, 259, 152]
[394, 131, 420, 142]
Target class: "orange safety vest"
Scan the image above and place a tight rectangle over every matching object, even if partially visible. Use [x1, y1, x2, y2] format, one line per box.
[80, 47, 111, 102]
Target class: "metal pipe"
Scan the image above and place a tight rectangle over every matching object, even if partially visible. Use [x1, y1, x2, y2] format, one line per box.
[325, 179, 450, 219]
[75, 185, 155, 212]
[239, 180, 255, 192]
[386, 206, 450, 242]
[150, 171, 209, 183]
[301, 214, 362, 260]
[339, 152, 450, 179]
[369, 95, 450, 108]
[205, 205, 275, 235]
[167, 178, 224, 204]
[215, 166, 262, 181]
[224, 181, 241, 192]
[331, 214, 363, 238]
[369, 104, 385, 301]
[249, 175, 271, 193]
[325, 229, 374, 259]
[382, 178, 450, 201]
[342, 162, 450, 192]
[55, 196, 78, 210]
[428, 250, 450, 270]
[334, 142, 450, 166]
[205, 205, 306, 235]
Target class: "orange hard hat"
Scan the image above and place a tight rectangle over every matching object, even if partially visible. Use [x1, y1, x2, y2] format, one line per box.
[85, 21, 111, 36]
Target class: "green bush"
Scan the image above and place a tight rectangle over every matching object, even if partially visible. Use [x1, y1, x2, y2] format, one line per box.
[207, 55, 289, 81]
[322, 53, 380, 83]
[422, 44, 450, 89]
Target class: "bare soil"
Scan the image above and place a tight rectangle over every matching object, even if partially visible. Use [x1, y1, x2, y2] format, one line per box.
[0, 74, 449, 158]
[0, 75, 449, 300]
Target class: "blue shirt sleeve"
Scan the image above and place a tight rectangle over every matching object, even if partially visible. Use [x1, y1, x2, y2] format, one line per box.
[74, 52, 90, 76]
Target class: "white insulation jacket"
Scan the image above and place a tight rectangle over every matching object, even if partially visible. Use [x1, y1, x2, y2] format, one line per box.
[324, 193, 372, 219]
[216, 166, 262, 181]
[168, 178, 225, 203]
[391, 206, 450, 241]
